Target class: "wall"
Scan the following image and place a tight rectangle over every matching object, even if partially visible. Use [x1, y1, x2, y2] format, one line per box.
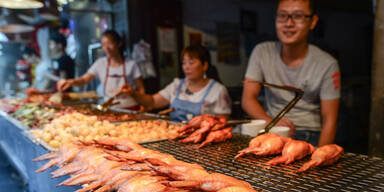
[112, 0, 130, 51]
[128, 0, 184, 93]
[182, 0, 275, 87]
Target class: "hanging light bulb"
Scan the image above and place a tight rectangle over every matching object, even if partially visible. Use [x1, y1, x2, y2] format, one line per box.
[0, 0, 43, 9]
[0, 9, 34, 33]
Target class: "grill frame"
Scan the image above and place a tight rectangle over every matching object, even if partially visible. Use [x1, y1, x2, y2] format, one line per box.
[142, 135, 384, 192]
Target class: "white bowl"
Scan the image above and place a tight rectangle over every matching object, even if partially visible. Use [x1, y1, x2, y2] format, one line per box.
[265, 126, 290, 137]
[241, 120, 266, 137]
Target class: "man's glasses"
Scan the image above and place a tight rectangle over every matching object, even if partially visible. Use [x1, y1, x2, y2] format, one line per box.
[276, 13, 313, 23]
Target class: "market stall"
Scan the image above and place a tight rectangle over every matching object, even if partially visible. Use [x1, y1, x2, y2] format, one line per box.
[0, 98, 181, 191]
[0, 99, 384, 191]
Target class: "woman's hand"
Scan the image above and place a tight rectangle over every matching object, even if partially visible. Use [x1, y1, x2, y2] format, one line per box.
[57, 79, 74, 91]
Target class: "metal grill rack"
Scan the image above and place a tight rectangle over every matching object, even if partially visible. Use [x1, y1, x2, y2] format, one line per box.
[142, 135, 384, 192]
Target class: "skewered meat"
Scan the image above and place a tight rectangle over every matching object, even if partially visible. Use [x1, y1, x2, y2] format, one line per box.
[175, 114, 233, 148]
[296, 144, 344, 172]
[93, 137, 144, 151]
[167, 173, 253, 192]
[146, 160, 209, 181]
[235, 133, 290, 159]
[104, 147, 179, 165]
[180, 116, 221, 143]
[178, 114, 215, 134]
[117, 175, 169, 192]
[266, 140, 315, 165]
[34, 142, 82, 172]
[199, 127, 232, 148]
[34, 138, 255, 192]
[92, 171, 148, 192]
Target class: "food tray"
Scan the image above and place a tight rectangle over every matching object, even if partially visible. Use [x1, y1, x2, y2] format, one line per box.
[110, 107, 171, 121]
[27, 118, 182, 152]
[142, 135, 384, 192]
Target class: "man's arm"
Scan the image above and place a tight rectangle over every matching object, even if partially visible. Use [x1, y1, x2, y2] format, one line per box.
[242, 78, 295, 135]
[242, 78, 271, 120]
[318, 98, 340, 146]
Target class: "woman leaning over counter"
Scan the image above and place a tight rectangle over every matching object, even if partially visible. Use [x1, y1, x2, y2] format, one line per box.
[122, 45, 232, 122]
[57, 30, 145, 110]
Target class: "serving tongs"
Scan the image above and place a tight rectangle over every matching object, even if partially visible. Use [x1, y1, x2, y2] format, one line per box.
[109, 107, 172, 120]
[136, 113, 172, 120]
[245, 81, 304, 136]
[180, 119, 252, 129]
[211, 119, 253, 131]
[94, 92, 123, 112]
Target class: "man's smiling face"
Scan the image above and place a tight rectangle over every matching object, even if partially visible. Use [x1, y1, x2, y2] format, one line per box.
[275, 0, 318, 46]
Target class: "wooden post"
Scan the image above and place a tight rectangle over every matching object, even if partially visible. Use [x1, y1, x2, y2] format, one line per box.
[370, 0, 384, 157]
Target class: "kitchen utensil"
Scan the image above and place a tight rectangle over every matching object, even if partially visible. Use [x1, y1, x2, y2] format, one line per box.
[66, 91, 98, 100]
[226, 119, 252, 127]
[157, 107, 175, 115]
[95, 92, 123, 112]
[241, 119, 266, 137]
[261, 126, 290, 137]
[245, 81, 303, 136]
[109, 107, 172, 120]
[208, 119, 252, 131]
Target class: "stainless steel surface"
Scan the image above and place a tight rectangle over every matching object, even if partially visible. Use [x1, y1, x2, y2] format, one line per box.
[0, 110, 57, 151]
[110, 107, 171, 120]
[94, 92, 123, 111]
[0, 110, 80, 191]
[136, 112, 171, 120]
[143, 135, 384, 192]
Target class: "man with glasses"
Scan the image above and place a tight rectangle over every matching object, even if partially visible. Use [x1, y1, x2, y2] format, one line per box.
[242, 0, 340, 147]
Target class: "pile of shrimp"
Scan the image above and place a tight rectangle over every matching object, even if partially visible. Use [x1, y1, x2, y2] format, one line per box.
[34, 137, 256, 192]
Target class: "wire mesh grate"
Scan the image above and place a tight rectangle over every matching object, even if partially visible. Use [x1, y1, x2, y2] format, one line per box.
[142, 135, 384, 192]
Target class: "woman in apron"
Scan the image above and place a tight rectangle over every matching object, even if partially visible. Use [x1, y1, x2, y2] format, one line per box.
[57, 30, 145, 110]
[121, 45, 231, 122]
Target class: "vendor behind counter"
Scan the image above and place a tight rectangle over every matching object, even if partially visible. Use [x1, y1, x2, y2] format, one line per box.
[121, 45, 232, 122]
[57, 30, 145, 110]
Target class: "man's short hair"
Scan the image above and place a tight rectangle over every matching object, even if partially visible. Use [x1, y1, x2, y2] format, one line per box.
[50, 32, 67, 48]
[278, 0, 316, 14]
